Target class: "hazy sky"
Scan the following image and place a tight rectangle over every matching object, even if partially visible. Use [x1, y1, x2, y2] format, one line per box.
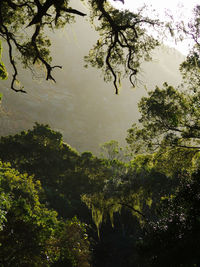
[116, 0, 196, 9]
[110, 0, 198, 17]
[110, 0, 199, 54]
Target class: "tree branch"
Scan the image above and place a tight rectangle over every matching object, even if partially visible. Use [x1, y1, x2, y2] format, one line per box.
[118, 202, 147, 220]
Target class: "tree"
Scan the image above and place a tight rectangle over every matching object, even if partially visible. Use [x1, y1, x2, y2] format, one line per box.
[0, 41, 7, 81]
[82, 152, 177, 231]
[0, 0, 160, 93]
[175, 5, 200, 92]
[0, 161, 91, 266]
[123, 4, 200, 175]
[140, 169, 200, 267]
[100, 140, 133, 162]
[0, 123, 91, 220]
[81, 152, 180, 267]
[127, 82, 200, 152]
[126, 81, 200, 174]
[0, 123, 117, 223]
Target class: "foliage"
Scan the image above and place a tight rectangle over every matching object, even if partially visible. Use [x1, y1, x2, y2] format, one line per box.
[0, 123, 176, 266]
[0, 189, 10, 231]
[178, 5, 200, 86]
[126, 82, 200, 174]
[0, 41, 7, 81]
[0, 124, 139, 266]
[0, 123, 91, 220]
[99, 140, 133, 162]
[0, 161, 90, 266]
[1, 120, 200, 266]
[140, 169, 200, 266]
[48, 217, 90, 267]
[180, 50, 200, 89]
[125, 4, 200, 155]
[85, 0, 159, 93]
[0, 123, 124, 223]
[127, 83, 200, 152]
[0, 0, 160, 93]
[82, 154, 177, 234]
[1, 2, 200, 267]
[81, 153, 179, 266]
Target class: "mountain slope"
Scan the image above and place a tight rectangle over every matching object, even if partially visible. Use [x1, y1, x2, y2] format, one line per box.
[0, 13, 184, 153]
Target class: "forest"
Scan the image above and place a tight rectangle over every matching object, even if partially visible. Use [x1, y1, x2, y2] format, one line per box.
[1, 0, 200, 266]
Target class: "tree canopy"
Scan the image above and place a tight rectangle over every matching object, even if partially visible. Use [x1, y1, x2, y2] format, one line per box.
[126, 83, 200, 153]
[0, 161, 90, 266]
[0, 41, 7, 81]
[0, 0, 160, 93]
[0, 120, 200, 266]
[140, 170, 200, 266]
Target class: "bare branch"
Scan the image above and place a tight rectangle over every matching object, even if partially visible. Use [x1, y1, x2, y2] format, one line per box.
[31, 24, 62, 82]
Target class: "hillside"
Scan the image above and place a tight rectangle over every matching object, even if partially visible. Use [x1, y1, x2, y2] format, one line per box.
[0, 12, 184, 153]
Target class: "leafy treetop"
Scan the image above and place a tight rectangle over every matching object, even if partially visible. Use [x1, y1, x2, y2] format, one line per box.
[126, 83, 200, 153]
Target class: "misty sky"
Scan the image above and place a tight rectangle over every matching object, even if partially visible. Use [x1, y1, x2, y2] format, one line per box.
[111, 0, 199, 16]
[0, 0, 187, 153]
[110, 0, 199, 54]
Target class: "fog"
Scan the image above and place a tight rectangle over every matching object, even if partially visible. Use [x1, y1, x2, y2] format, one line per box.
[0, 7, 184, 153]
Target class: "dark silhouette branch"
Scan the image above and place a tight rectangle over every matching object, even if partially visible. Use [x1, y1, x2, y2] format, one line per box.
[0, 0, 160, 93]
[28, 0, 86, 27]
[118, 202, 147, 220]
[93, 0, 159, 93]
[0, 2, 26, 93]
[31, 24, 62, 82]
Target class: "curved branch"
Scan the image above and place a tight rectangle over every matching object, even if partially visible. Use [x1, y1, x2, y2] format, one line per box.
[106, 34, 118, 94]
[93, 0, 159, 92]
[31, 24, 62, 82]
[0, 2, 26, 93]
[28, 0, 86, 27]
[118, 202, 147, 220]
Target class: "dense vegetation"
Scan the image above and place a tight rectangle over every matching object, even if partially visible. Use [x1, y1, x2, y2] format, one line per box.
[1, 1, 200, 266]
[0, 113, 200, 266]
